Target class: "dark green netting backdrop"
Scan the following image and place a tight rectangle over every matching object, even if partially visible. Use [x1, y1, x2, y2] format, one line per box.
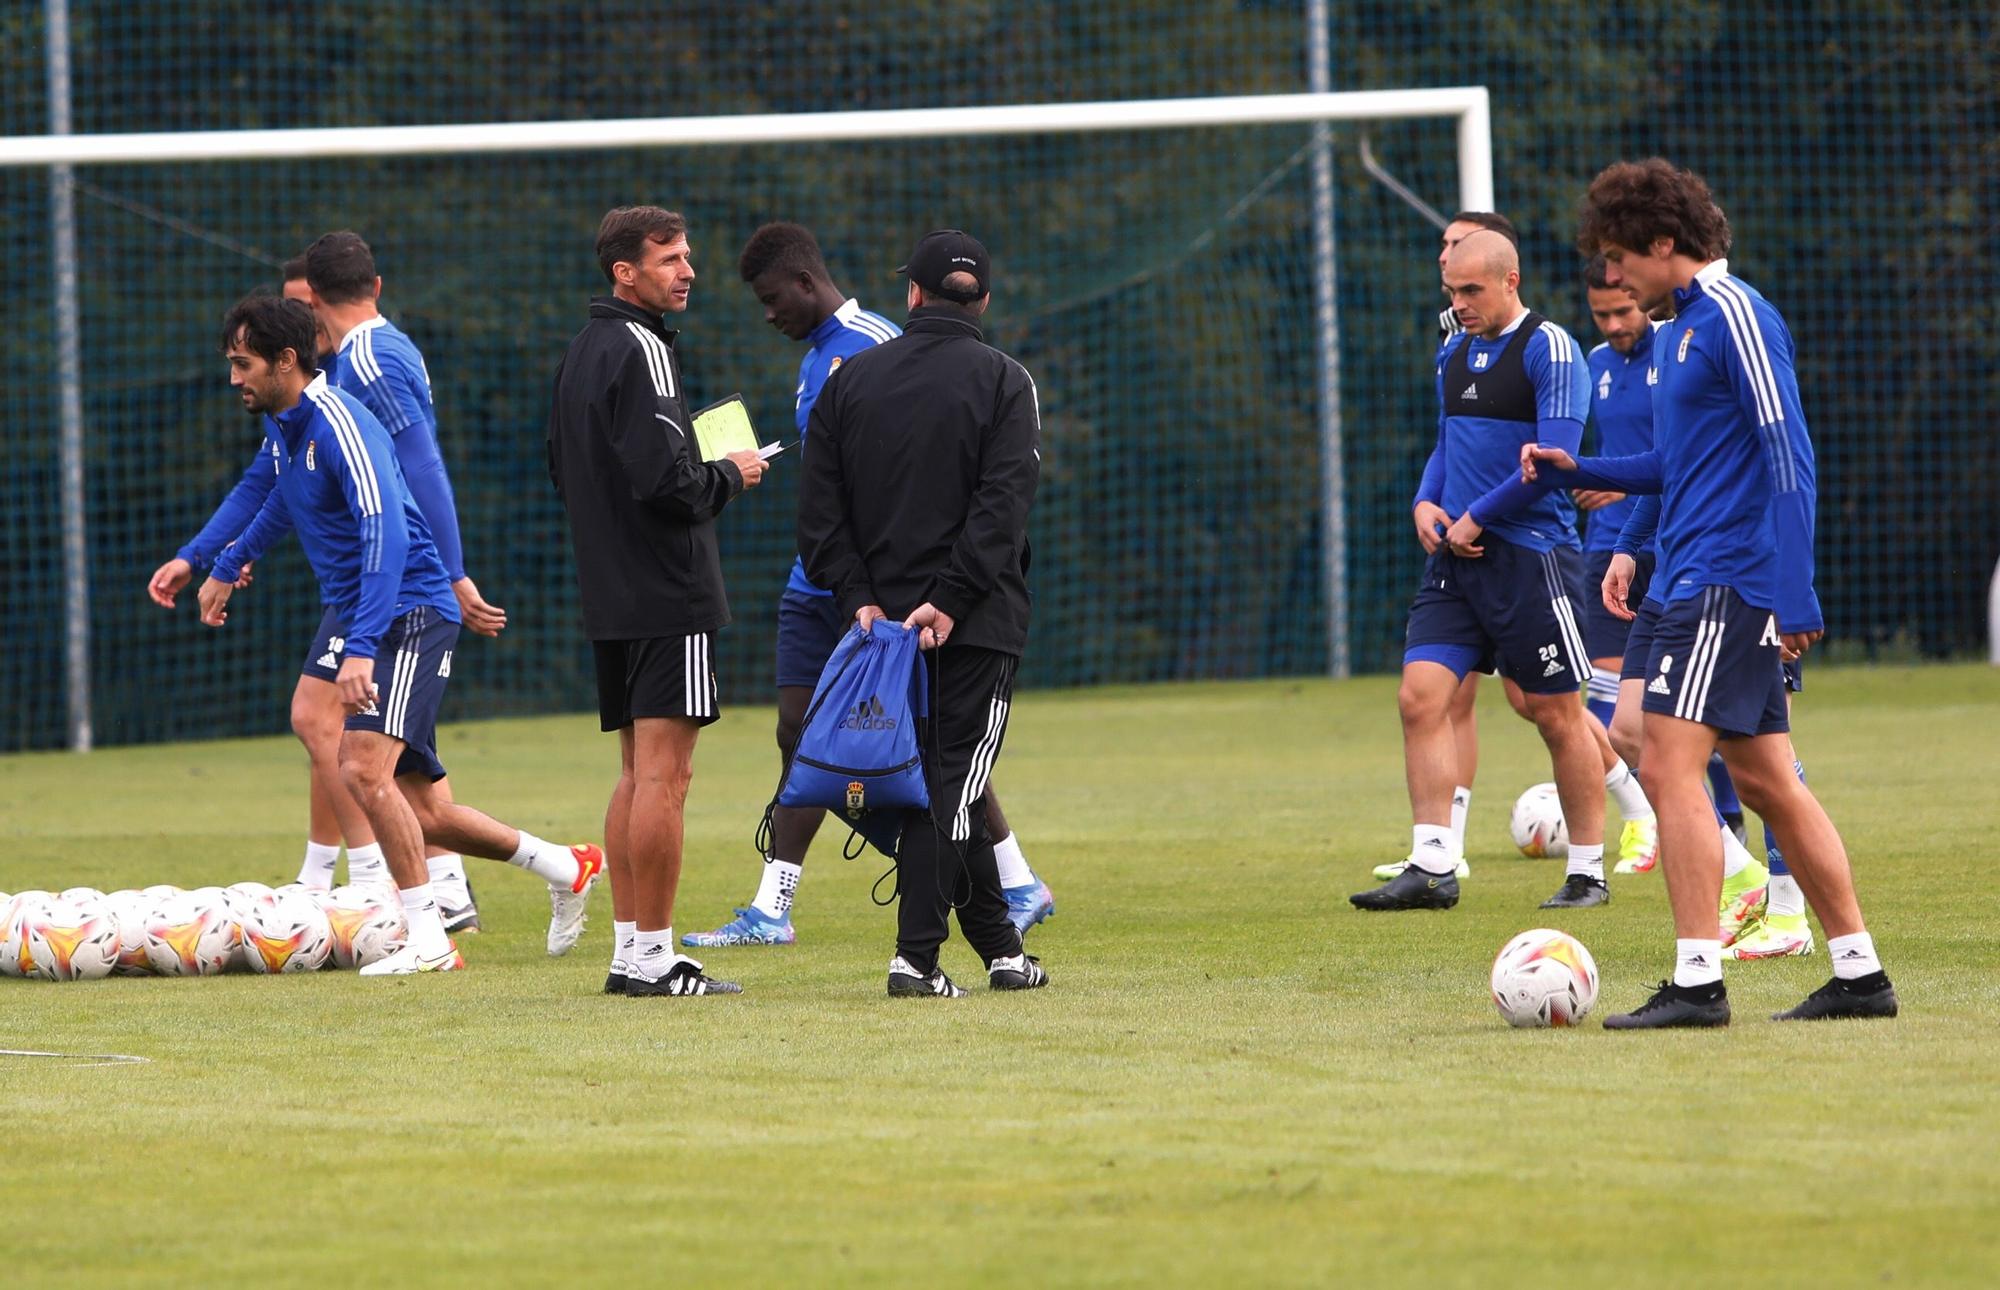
[3, 3, 1994, 750]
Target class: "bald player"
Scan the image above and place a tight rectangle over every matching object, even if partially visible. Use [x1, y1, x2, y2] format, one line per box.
[1354, 230, 1615, 912]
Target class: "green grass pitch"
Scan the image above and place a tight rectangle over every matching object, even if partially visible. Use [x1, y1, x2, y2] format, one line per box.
[3, 664, 1998, 1285]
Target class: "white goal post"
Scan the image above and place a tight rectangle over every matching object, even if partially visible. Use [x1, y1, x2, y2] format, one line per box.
[6, 86, 1493, 748]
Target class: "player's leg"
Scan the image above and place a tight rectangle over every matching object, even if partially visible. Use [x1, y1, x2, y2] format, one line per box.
[616, 634, 735, 996]
[293, 613, 386, 888]
[1728, 663, 1814, 959]
[1720, 723, 1894, 1018]
[1351, 658, 1465, 910]
[1447, 672, 1479, 870]
[688, 588, 842, 948]
[603, 725, 638, 992]
[423, 776, 478, 935]
[987, 790, 1055, 934]
[337, 726, 461, 975]
[1521, 689, 1612, 908]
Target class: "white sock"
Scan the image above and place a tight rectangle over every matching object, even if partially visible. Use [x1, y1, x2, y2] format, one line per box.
[630, 928, 674, 981]
[398, 882, 453, 957]
[1565, 842, 1605, 882]
[1449, 787, 1473, 861]
[751, 859, 802, 919]
[1720, 824, 1757, 878]
[1767, 873, 1806, 918]
[425, 854, 471, 907]
[611, 919, 637, 973]
[1604, 759, 1651, 821]
[1410, 823, 1455, 875]
[297, 841, 339, 890]
[992, 832, 1034, 889]
[1674, 938, 1724, 987]
[509, 831, 580, 888]
[346, 842, 388, 887]
[1828, 931, 1882, 979]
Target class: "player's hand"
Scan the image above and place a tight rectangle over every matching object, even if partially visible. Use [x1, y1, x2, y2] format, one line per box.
[855, 604, 887, 634]
[230, 559, 255, 590]
[902, 602, 955, 650]
[196, 576, 235, 626]
[1602, 553, 1637, 622]
[1780, 629, 1822, 659]
[335, 656, 380, 715]
[453, 576, 507, 637]
[725, 449, 767, 488]
[1520, 443, 1578, 482]
[1444, 513, 1485, 559]
[148, 557, 194, 608]
[1413, 501, 1450, 555]
[1571, 489, 1625, 512]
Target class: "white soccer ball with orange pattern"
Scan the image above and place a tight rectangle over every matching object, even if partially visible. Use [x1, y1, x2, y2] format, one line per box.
[27, 894, 121, 981]
[1490, 928, 1600, 1028]
[143, 888, 237, 977]
[322, 884, 407, 969]
[1, 891, 54, 980]
[240, 887, 334, 973]
[103, 890, 156, 976]
[1508, 782, 1569, 858]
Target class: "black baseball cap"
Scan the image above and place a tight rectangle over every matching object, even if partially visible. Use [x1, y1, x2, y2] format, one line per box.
[897, 229, 991, 303]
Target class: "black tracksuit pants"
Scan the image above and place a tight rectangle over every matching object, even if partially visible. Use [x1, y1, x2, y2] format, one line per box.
[896, 644, 1023, 975]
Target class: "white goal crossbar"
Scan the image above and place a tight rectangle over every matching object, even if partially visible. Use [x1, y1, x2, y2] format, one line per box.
[0, 90, 1493, 206]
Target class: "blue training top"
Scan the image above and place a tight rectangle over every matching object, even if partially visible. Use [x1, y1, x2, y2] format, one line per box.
[786, 299, 900, 597]
[331, 315, 466, 583]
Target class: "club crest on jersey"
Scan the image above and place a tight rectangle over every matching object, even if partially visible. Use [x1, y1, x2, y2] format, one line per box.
[1678, 328, 1694, 362]
[305, 439, 316, 471]
[828, 356, 843, 373]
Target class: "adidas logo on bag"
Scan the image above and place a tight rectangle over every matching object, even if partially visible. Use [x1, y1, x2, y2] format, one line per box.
[837, 695, 898, 732]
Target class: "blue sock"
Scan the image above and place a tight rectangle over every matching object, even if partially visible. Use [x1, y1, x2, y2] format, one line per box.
[1708, 754, 1742, 817]
[1766, 759, 1806, 874]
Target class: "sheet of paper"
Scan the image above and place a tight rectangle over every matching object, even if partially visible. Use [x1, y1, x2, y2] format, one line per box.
[691, 394, 758, 462]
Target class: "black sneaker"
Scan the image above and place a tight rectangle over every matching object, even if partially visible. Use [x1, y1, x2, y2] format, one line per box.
[987, 953, 1048, 991]
[1771, 971, 1898, 1021]
[1540, 874, 1610, 908]
[887, 955, 967, 998]
[603, 968, 627, 995]
[1350, 865, 1459, 911]
[1602, 979, 1730, 1030]
[624, 955, 743, 997]
[440, 880, 481, 935]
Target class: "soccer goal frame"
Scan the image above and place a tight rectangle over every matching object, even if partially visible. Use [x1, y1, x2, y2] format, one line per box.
[7, 68, 1493, 749]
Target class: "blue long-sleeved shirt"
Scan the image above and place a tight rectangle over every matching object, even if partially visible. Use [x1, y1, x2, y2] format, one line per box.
[1552, 260, 1821, 631]
[176, 438, 279, 573]
[211, 373, 458, 660]
[1581, 323, 1659, 553]
[1415, 310, 1591, 552]
[786, 299, 900, 597]
[332, 315, 466, 583]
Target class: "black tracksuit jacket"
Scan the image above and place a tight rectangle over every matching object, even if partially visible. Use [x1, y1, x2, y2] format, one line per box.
[546, 296, 743, 640]
[797, 308, 1040, 656]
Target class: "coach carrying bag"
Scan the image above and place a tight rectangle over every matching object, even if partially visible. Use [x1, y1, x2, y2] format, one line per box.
[764, 619, 930, 859]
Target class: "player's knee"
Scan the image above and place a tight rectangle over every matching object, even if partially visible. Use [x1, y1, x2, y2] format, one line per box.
[1398, 678, 1448, 728]
[1522, 694, 1577, 741]
[290, 692, 341, 757]
[1608, 714, 1643, 769]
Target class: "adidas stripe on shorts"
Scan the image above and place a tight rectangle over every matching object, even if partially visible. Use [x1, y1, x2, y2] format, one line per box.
[342, 605, 459, 780]
[592, 632, 721, 732]
[1640, 585, 1790, 737]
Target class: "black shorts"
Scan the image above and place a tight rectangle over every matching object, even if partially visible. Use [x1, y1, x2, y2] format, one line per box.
[343, 605, 458, 780]
[1403, 538, 1590, 695]
[1641, 586, 1789, 738]
[1583, 548, 1656, 663]
[593, 633, 721, 732]
[774, 586, 847, 689]
[299, 605, 347, 683]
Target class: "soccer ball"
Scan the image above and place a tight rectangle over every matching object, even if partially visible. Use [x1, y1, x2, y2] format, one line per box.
[60, 886, 107, 904]
[1490, 928, 1600, 1028]
[240, 888, 333, 974]
[26, 894, 121, 981]
[1, 891, 54, 979]
[322, 885, 407, 969]
[143, 888, 237, 977]
[1509, 783, 1569, 858]
[104, 890, 156, 976]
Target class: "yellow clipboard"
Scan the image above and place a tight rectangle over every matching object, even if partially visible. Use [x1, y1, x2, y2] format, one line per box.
[691, 394, 759, 462]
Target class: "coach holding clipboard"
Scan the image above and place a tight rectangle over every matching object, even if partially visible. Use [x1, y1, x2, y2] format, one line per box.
[797, 229, 1051, 999]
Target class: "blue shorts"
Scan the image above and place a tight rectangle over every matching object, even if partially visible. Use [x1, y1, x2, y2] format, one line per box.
[299, 605, 347, 683]
[1403, 538, 1590, 695]
[1621, 599, 1661, 682]
[775, 586, 847, 689]
[1784, 656, 1804, 693]
[1641, 586, 1789, 738]
[343, 606, 458, 780]
[1583, 549, 1656, 663]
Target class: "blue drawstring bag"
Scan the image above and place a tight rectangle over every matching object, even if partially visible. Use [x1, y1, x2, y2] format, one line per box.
[771, 620, 929, 857]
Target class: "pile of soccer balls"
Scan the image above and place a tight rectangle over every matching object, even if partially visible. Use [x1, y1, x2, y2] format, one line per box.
[0, 883, 408, 981]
